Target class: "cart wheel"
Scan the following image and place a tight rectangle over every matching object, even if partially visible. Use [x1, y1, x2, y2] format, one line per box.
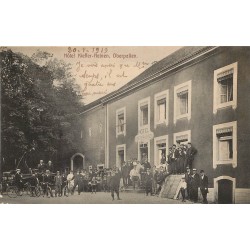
[7, 186, 18, 198]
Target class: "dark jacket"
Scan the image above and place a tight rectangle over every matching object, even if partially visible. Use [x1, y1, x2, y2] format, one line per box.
[190, 173, 200, 188]
[186, 146, 197, 162]
[110, 171, 121, 187]
[200, 175, 208, 190]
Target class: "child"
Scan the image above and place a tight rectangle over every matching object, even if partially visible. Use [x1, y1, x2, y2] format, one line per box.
[91, 177, 97, 194]
[180, 176, 187, 202]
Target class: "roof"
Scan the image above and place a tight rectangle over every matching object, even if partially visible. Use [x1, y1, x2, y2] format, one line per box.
[81, 46, 218, 113]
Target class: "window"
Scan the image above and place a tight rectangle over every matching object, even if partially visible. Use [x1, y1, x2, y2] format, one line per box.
[174, 81, 191, 124]
[154, 90, 169, 127]
[140, 105, 148, 126]
[154, 135, 168, 166]
[116, 144, 126, 169]
[213, 121, 237, 168]
[173, 130, 191, 146]
[213, 62, 237, 113]
[138, 97, 150, 130]
[116, 107, 126, 137]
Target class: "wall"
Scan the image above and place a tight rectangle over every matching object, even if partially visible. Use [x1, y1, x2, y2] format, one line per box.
[79, 105, 105, 168]
[107, 47, 250, 189]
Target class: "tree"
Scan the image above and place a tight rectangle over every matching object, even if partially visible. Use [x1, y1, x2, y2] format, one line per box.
[1, 48, 83, 173]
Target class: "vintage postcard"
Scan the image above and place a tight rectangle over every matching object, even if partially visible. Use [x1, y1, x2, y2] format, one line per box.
[1, 46, 249, 204]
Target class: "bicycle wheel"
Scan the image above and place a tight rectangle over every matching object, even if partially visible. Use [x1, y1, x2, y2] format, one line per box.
[7, 186, 18, 198]
[35, 187, 41, 197]
[64, 186, 69, 197]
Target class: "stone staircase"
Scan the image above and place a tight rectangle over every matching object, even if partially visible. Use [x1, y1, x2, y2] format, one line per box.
[160, 175, 183, 199]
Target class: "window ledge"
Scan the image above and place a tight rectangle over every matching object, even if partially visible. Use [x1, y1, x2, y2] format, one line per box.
[213, 160, 237, 168]
[214, 102, 237, 114]
[174, 114, 190, 124]
[155, 120, 168, 127]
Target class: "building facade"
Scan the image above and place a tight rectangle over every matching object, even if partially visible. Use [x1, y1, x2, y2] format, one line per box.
[77, 46, 250, 203]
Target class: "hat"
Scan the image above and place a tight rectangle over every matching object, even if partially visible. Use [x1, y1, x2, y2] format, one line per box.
[16, 169, 21, 171]
[200, 170, 204, 173]
[133, 162, 137, 166]
[46, 170, 50, 173]
[193, 168, 197, 171]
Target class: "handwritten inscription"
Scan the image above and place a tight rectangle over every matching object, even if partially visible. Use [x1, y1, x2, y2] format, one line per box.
[62, 47, 156, 103]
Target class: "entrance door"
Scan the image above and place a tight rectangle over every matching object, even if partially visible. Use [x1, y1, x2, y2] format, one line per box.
[73, 155, 83, 172]
[117, 149, 125, 169]
[218, 179, 233, 204]
[140, 143, 148, 163]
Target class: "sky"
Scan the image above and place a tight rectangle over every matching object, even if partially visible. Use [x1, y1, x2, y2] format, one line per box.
[10, 46, 181, 104]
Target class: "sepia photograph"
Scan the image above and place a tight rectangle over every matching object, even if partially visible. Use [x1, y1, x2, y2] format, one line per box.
[1, 46, 249, 204]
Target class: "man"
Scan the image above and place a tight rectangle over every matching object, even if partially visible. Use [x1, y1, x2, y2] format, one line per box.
[185, 167, 191, 200]
[190, 168, 200, 203]
[130, 163, 140, 190]
[14, 169, 23, 193]
[43, 170, 53, 198]
[67, 170, 74, 194]
[46, 160, 54, 173]
[29, 173, 39, 197]
[143, 158, 151, 171]
[169, 144, 179, 174]
[200, 170, 209, 204]
[72, 170, 83, 195]
[178, 144, 186, 174]
[145, 169, 153, 196]
[160, 152, 166, 164]
[121, 161, 130, 188]
[38, 160, 46, 173]
[110, 168, 121, 201]
[186, 142, 197, 170]
[61, 171, 67, 196]
[54, 171, 62, 197]
[155, 166, 166, 196]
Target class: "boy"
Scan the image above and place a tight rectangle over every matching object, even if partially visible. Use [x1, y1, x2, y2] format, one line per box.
[91, 176, 97, 194]
[180, 176, 187, 202]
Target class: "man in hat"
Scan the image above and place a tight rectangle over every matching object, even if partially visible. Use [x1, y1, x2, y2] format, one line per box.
[190, 168, 200, 203]
[110, 168, 121, 201]
[200, 170, 208, 204]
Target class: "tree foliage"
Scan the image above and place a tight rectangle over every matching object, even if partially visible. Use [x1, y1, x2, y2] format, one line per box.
[1, 48, 83, 172]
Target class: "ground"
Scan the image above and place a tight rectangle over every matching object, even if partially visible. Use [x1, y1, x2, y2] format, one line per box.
[0, 191, 194, 204]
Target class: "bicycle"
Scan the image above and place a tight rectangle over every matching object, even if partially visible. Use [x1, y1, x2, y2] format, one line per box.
[6, 185, 23, 198]
[61, 182, 69, 197]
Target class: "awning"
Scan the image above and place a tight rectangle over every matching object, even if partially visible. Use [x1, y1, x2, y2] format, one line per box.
[217, 69, 233, 83]
[216, 127, 233, 134]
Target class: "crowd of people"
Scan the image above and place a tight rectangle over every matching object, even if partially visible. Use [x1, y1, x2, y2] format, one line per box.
[177, 168, 209, 203]
[166, 142, 197, 174]
[7, 142, 209, 203]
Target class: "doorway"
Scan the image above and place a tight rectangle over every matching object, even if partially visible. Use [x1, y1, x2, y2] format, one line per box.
[218, 179, 233, 204]
[214, 176, 235, 204]
[116, 144, 126, 170]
